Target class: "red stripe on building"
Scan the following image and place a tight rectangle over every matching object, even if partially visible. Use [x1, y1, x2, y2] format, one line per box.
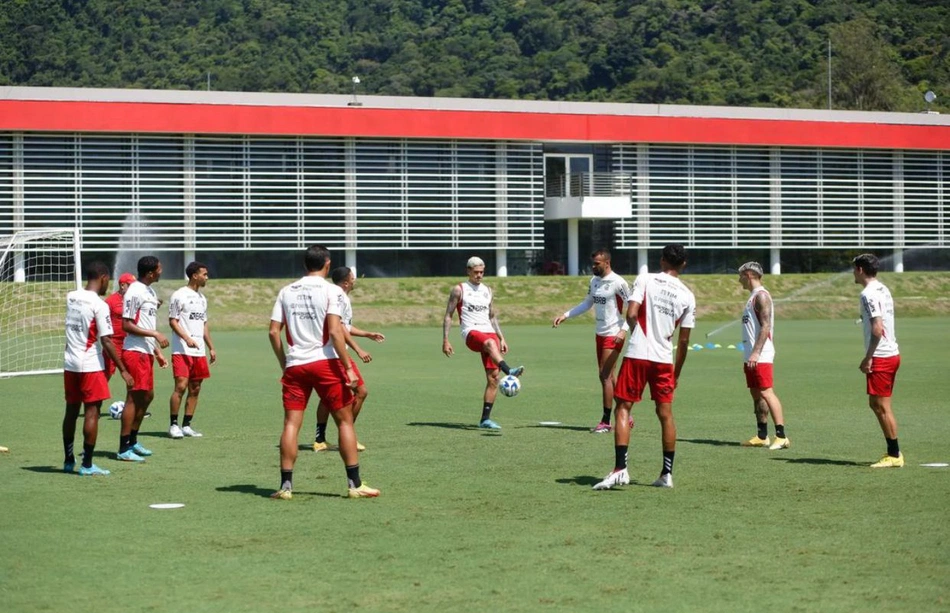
[0, 100, 946, 150]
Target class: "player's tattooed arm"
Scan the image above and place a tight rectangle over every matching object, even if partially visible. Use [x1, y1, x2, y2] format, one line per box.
[442, 285, 461, 356]
[749, 291, 772, 366]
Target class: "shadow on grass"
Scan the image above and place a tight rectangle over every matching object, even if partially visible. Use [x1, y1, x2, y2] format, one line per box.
[677, 438, 742, 447]
[771, 457, 864, 467]
[22, 466, 70, 474]
[216, 484, 343, 499]
[406, 422, 500, 436]
[556, 475, 604, 487]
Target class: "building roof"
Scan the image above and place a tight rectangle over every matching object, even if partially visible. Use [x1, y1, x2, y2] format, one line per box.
[1, 86, 946, 150]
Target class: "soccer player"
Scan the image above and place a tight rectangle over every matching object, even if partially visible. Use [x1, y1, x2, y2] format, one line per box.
[269, 245, 379, 499]
[737, 262, 789, 450]
[103, 272, 135, 381]
[442, 256, 524, 430]
[853, 253, 903, 468]
[313, 266, 385, 453]
[63, 261, 134, 475]
[118, 255, 169, 462]
[552, 248, 631, 432]
[167, 261, 217, 439]
[593, 244, 696, 490]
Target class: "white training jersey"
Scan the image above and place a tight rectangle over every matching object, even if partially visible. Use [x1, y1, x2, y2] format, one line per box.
[169, 286, 208, 357]
[741, 286, 776, 363]
[625, 272, 697, 364]
[340, 292, 353, 332]
[64, 289, 114, 373]
[270, 275, 345, 368]
[122, 280, 160, 354]
[563, 271, 631, 337]
[860, 279, 899, 358]
[456, 281, 495, 339]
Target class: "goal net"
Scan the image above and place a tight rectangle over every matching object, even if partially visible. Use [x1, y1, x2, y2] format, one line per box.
[0, 229, 81, 377]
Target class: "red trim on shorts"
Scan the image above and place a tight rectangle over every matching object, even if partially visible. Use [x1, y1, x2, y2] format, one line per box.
[743, 362, 774, 389]
[64, 370, 111, 404]
[465, 330, 499, 370]
[172, 354, 211, 380]
[615, 357, 676, 404]
[867, 354, 900, 397]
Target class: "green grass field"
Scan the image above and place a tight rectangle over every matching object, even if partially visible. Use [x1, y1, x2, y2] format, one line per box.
[1, 320, 949, 612]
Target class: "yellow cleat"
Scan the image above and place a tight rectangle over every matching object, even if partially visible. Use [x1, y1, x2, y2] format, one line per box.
[356, 441, 366, 452]
[769, 437, 790, 450]
[741, 436, 770, 447]
[270, 489, 293, 500]
[870, 453, 904, 468]
[347, 483, 380, 498]
[313, 441, 329, 452]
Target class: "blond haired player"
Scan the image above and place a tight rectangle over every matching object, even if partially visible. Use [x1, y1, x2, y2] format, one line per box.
[737, 261, 789, 450]
[552, 248, 631, 432]
[442, 256, 524, 430]
[593, 244, 695, 490]
[269, 245, 378, 499]
[853, 253, 903, 468]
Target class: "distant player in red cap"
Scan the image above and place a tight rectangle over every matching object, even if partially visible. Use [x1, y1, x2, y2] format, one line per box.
[103, 272, 136, 381]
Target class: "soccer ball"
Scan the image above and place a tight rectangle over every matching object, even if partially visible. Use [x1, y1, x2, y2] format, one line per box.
[109, 401, 125, 420]
[499, 375, 521, 398]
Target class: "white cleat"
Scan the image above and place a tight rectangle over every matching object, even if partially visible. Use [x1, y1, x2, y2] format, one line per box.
[592, 468, 630, 490]
[652, 473, 674, 488]
[182, 426, 203, 438]
[168, 424, 184, 439]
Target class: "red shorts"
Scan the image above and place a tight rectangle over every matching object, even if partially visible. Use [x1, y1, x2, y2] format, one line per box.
[123, 350, 155, 392]
[465, 331, 500, 370]
[102, 337, 122, 377]
[346, 357, 365, 388]
[281, 359, 354, 412]
[867, 354, 900, 397]
[596, 334, 624, 359]
[615, 358, 676, 404]
[744, 362, 774, 389]
[172, 355, 211, 380]
[64, 370, 111, 405]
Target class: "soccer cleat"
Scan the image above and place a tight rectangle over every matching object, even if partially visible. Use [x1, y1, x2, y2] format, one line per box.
[870, 453, 904, 468]
[144, 411, 152, 419]
[741, 436, 770, 447]
[313, 441, 329, 452]
[182, 426, 203, 438]
[347, 483, 380, 498]
[356, 441, 366, 452]
[79, 464, 111, 476]
[592, 468, 630, 490]
[132, 443, 153, 456]
[116, 449, 145, 462]
[769, 437, 790, 450]
[63, 460, 76, 474]
[652, 473, 674, 488]
[270, 489, 293, 500]
[479, 419, 501, 430]
[169, 424, 184, 439]
[508, 365, 525, 377]
[591, 421, 612, 434]
[0, 445, 9, 453]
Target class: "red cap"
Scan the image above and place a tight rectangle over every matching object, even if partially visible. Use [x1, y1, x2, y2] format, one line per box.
[118, 273, 136, 285]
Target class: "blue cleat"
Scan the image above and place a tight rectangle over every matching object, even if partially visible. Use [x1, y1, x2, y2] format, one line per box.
[79, 464, 111, 476]
[63, 460, 75, 474]
[116, 449, 145, 462]
[508, 365, 524, 377]
[479, 419, 501, 430]
[131, 443, 153, 456]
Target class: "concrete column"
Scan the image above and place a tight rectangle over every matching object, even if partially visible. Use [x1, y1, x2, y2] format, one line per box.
[14, 252, 25, 282]
[346, 249, 357, 277]
[13, 133, 24, 282]
[567, 218, 579, 276]
[184, 250, 196, 271]
[496, 249, 508, 277]
[638, 248, 649, 275]
[893, 250, 904, 273]
[183, 136, 196, 278]
[770, 248, 781, 275]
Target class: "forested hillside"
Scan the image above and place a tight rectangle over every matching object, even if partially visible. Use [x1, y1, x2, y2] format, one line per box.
[1, 0, 946, 111]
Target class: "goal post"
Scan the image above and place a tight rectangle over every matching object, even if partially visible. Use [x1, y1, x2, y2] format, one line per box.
[0, 228, 81, 378]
